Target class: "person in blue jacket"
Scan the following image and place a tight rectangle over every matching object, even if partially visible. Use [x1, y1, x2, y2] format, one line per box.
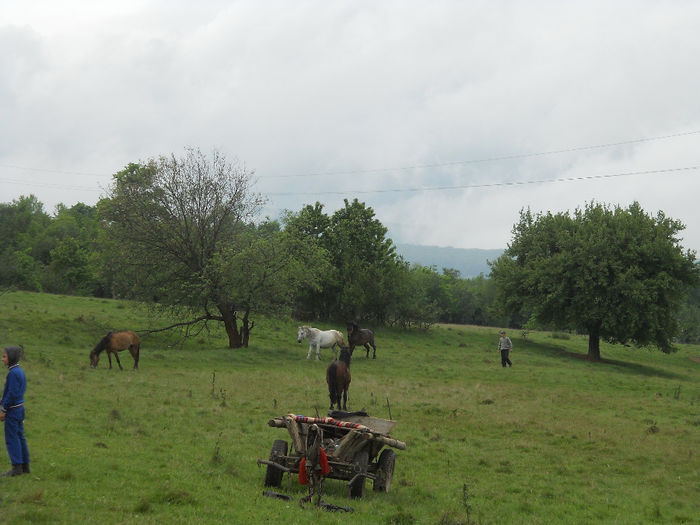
[1, 346, 30, 477]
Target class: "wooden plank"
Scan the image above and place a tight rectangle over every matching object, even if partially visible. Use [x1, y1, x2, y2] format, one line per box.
[365, 432, 407, 450]
[338, 415, 396, 435]
[268, 417, 286, 428]
[329, 429, 363, 460]
[284, 415, 305, 454]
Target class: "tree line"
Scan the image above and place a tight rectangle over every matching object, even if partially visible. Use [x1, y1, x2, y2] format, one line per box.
[2, 148, 698, 358]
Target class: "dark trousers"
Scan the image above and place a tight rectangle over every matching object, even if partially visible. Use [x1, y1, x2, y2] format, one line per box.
[4, 408, 29, 466]
[500, 349, 512, 367]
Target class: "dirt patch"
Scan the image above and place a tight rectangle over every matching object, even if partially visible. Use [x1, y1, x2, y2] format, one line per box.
[689, 356, 700, 363]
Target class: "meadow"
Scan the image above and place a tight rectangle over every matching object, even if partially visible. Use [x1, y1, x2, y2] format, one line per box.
[0, 291, 698, 524]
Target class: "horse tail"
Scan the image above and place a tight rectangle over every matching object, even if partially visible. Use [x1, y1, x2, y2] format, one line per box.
[327, 362, 339, 406]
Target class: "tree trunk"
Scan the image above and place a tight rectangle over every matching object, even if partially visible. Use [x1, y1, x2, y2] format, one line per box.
[587, 325, 601, 362]
[241, 309, 254, 347]
[218, 303, 242, 348]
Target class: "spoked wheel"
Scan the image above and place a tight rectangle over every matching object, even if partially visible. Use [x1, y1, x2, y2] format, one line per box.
[264, 439, 288, 487]
[373, 448, 395, 493]
[349, 449, 369, 499]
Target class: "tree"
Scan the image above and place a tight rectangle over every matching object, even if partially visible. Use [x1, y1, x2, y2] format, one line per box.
[38, 203, 101, 295]
[205, 220, 330, 346]
[0, 195, 50, 290]
[284, 199, 405, 323]
[490, 201, 699, 361]
[98, 147, 316, 348]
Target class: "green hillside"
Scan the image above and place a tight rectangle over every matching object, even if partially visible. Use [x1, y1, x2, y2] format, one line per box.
[0, 292, 698, 524]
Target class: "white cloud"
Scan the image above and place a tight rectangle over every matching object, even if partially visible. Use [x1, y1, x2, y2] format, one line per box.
[2, 1, 700, 250]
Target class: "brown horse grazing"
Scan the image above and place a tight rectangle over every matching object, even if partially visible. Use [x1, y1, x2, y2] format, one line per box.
[346, 322, 377, 359]
[326, 347, 351, 411]
[90, 331, 140, 370]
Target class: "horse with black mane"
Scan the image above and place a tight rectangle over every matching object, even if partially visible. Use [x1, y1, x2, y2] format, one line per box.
[326, 347, 351, 410]
[346, 322, 377, 359]
[90, 330, 140, 370]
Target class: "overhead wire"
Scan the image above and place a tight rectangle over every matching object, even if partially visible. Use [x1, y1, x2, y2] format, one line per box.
[258, 129, 700, 179]
[1, 129, 699, 194]
[267, 166, 700, 196]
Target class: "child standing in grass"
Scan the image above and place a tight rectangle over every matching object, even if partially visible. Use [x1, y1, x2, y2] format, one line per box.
[1, 346, 30, 477]
[498, 330, 513, 368]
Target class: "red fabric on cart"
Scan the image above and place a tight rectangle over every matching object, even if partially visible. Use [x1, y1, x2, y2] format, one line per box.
[298, 457, 308, 485]
[298, 448, 330, 485]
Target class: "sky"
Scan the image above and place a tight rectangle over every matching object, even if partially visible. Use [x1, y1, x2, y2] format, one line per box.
[2, 1, 700, 252]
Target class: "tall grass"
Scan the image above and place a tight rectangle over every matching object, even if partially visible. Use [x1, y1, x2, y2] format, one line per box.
[0, 291, 698, 524]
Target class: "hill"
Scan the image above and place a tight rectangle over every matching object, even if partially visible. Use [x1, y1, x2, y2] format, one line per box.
[395, 243, 503, 277]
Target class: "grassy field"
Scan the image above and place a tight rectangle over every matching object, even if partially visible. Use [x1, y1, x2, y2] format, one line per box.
[0, 291, 698, 524]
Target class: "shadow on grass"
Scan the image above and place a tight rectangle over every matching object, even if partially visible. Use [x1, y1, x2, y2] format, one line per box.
[523, 339, 689, 380]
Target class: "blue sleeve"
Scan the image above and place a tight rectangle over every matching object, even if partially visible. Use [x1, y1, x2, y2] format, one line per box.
[1, 369, 25, 411]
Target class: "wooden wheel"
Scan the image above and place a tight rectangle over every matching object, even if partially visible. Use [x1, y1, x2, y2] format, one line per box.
[348, 449, 369, 499]
[263, 439, 288, 487]
[373, 448, 395, 493]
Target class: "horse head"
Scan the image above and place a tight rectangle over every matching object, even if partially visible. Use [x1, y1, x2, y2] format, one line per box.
[339, 346, 352, 366]
[297, 326, 306, 343]
[89, 347, 100, 368]
[89, 332, 111, 368]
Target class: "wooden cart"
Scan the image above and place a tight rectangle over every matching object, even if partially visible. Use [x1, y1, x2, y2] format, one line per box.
[258, 411, 406, 500]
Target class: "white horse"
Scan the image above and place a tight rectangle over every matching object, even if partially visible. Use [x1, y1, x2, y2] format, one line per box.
[297, 326, 346, 360]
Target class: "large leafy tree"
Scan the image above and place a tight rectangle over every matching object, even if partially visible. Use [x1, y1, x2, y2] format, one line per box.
[98, 147, 324, 348]
[490, 201, 699, 361]
[284, 199, 404, 323]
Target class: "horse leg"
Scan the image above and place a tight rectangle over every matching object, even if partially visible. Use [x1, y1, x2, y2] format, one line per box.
[130, 345, 139, 369]
[364, 343, 371, 359]
[107, 352, 113, 369]
[307, 344, 313, 360]
[328, 385, 336, 410]
[342, 387, 347, 411]
[315, 343, 321, 361]
[371, 342, 377, 359]
[114, 351, 124, 371]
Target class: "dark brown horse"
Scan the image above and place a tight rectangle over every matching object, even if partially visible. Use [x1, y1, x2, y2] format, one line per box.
[90, 331, 140, 370]
[326, 347, 351, 410]
[346, 322, 377, 359]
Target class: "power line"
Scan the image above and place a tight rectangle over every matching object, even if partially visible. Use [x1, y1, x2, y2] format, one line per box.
[1, 129, 699, 181]
[0, 177, 101, 192]
[260, 129, 700, 179]
[0, 164, 107, 178]
[267, 165, 700, 196]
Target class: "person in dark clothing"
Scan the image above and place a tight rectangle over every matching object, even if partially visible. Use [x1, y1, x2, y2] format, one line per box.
[498, 330, 513, 368]
[1, 346, 30, 477]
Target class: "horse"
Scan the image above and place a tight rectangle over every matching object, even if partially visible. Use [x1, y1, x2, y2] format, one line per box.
[346, 322, 377, 359]
[297, 326, 346, 360]
[326, 347, 351, 411]
[89, 331, 140, 370]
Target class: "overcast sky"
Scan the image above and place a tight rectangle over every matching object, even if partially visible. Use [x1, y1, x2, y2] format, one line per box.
[2, 1, 700, 251]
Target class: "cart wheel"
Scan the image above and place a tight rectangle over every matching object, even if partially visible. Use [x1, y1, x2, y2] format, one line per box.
[264, 439, 288, 488]
[373, 448, 395, 493]
[349, 449, 369, 499]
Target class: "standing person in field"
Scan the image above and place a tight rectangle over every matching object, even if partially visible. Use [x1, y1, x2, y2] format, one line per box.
[498, 330, 513, 368]
[1, 346, 30, 477]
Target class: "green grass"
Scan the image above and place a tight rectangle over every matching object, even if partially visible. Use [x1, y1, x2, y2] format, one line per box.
[0, 291, 699, 524]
